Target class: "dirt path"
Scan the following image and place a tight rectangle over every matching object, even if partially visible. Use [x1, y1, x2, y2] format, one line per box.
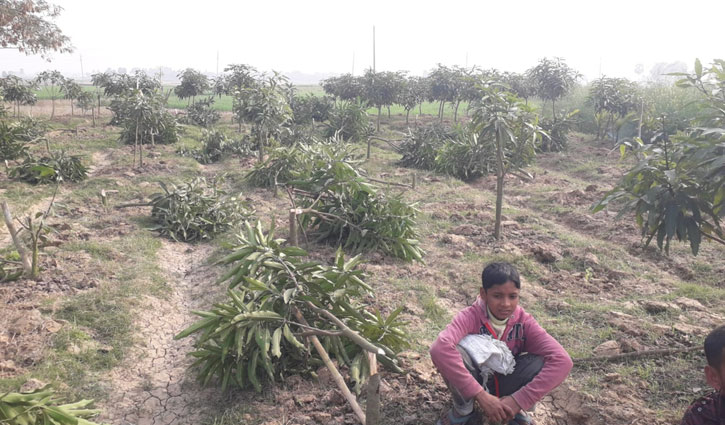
[100, 240, 224, 425]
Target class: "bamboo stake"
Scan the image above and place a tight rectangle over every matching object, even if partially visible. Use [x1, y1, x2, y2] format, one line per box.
[292, 308, 366, 424]
[289, 209, 300, 246]
[366, 352, 381, 425]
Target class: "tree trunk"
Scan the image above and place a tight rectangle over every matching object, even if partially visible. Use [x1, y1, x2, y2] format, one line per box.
[133, 117, 139, 168]
[438, 100, 444, 121]
[376, 106, 381, 132]
[70, 100, 74, 117]
[418, 103, 422, 115]
[1, 202, 33, 276]
[638, 99, 644, 139]
[387, 105, 391, 118]
[92, 106, 96, 127]
[97, 93, 101, 117]
[454, 100, 460, 122]
[51, 97, 55, 119]
[405, 109, 410, 125]
[552, 99, 556, 123]
[494, 130, 505, 240]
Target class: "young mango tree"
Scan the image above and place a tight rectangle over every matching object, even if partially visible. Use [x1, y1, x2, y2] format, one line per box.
[60, 77, 82, 117]
[1, 75, 38, 117]
[224, 64, 259, 132]
[593, 59, 725, 255]
[174, 68, 210, 105]
[589, 77, 639, 143]
[241, 73, 292, 161]
[471, 81, 540, 239]
[34, 70, 65, 119]
[527, 57, 578, 122]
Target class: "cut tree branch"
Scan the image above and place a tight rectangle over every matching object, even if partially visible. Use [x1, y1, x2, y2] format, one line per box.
[573, 346, 701, 364]
[1, 202, 32, 275]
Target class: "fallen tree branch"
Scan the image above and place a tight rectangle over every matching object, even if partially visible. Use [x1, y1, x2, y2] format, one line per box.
[368, 136, 403, 152]
[366, 177, 413, 189]
[1, 202, 32, 275]
[292, 307, 366, 425]
[306, 302, 385, 355]
[573, 345, 701, 364]
[114, 201, 152, 209]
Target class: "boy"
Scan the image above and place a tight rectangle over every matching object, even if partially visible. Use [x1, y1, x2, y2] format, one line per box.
[430, 262, 573, 425]
[680, 325, 725, 425]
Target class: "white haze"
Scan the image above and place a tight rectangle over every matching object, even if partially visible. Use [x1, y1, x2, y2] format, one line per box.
[1, 0, 723, 83]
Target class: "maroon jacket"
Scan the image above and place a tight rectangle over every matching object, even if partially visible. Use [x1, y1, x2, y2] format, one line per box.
[681, 391, 725, 425]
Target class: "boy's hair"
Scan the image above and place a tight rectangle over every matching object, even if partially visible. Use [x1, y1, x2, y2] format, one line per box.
[481, 262, 521, 290]
[704, 325, 725, 369]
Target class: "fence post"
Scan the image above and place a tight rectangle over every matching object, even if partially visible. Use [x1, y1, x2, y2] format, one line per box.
[289, 209, 299, 246]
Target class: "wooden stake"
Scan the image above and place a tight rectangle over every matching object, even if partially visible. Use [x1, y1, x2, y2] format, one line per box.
[411, 173, 417, 189]
[289, 209, 299, 246]
[366, 352, 380, 425]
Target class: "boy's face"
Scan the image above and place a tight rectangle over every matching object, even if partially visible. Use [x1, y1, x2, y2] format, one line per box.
[480, 280, 520, 321]
[705, 352, 725, 392]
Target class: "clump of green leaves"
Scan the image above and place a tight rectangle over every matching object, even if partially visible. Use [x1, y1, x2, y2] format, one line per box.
[11, 151, 87, 184]
[434, 129, 496, 181]
[291, 94, 333, 125]
[0, 385, 102, 425]
[324, 100, 372, 141]
[175, 221, 408, 393]
[0, 120, 29, 161]
[183, 97, 221, 128]
[396, 123, 453, 170]
[149, 177, 254, 242]
[538, 109, 579, 152]
[177, 129, 251, 164]
[294, 155, 424, 262]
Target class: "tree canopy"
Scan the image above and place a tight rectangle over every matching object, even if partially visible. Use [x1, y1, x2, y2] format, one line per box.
[0, 0, 72, 58]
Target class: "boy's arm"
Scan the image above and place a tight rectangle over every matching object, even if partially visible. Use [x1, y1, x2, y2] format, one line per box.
[511, 314, 573, 411]
[429, 305, 483, 400]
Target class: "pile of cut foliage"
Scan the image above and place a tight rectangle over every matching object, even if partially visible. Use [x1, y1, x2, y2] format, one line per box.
[175, 221, 408, 393]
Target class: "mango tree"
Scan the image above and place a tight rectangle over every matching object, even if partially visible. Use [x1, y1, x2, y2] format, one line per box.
[60, 77, 82, 117]
[589, 77, 639, 142]
[174, 68, 210, 105]
[35, 70, 65, 119]
[0, 75, 37, 117]
[471, 81, 540, 239]
[240, 73, 292, 161]
[593, 59, 725, 255]
[526, 57, 578, 122]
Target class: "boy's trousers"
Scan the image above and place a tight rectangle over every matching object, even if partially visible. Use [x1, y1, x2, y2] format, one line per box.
[446, 345, 544, 416]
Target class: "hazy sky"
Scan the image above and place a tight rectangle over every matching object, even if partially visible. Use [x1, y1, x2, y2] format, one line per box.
[2, 0, 723, 82]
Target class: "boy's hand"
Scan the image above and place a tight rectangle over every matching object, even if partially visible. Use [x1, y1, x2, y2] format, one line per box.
[501, 396, 522, 416]
[474, 390, 514, 423]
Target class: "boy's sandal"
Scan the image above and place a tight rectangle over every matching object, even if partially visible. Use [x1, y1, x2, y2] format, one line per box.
[436, 408, 473, 425]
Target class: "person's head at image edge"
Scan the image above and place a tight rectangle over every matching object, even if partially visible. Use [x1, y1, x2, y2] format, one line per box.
[704, 324, 725, 393]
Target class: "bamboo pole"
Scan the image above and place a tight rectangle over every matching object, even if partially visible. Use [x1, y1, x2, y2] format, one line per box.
[366, 352, 381, 425]
[289, 209, 300, 246]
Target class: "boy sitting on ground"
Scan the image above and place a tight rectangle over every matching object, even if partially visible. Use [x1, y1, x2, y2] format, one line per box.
[430, 262, 573, 425]
[680, 324, 725, 425]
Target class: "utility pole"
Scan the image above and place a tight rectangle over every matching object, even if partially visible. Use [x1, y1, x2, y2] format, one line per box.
[216, 50, 219, 75]
[465, 52, 468, 68]
[372, 26, 376, 73]
[80, 55, 84, 79]
[352, 51, 355, 76]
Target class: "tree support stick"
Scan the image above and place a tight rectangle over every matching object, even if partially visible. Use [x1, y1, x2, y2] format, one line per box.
[573, 346, 700, 364]
[1, 202, 32, 275]
[289, 209, 300, 246]
[292, 308, 366, 425]
[366, 352, 380, 425]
